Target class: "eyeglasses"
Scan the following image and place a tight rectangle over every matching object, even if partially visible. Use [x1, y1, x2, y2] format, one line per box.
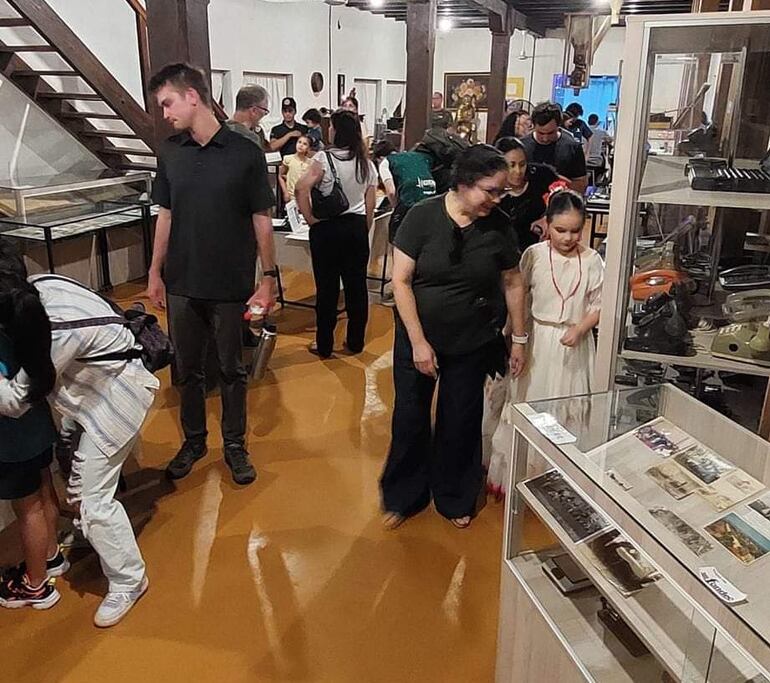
[478, 186, 511, 199]
[255, 105, 269, 115]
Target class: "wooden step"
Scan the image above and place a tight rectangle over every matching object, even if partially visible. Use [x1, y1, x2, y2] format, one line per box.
[0, 18, 30, 27]
[118, 162, 157, 172]
[13, 69, 78, 77]
[60, 112, 121, 120]
[39, 92, 103, 101]
[80, 130, 139, 139]
[99, 146, 155, 157]
[0, 45, 55, 52]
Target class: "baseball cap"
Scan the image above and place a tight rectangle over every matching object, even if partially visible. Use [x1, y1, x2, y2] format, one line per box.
[281, 97, 297, 112]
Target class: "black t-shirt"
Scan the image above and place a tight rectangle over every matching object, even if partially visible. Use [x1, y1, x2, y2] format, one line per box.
[521, 131, 587, 180]
[394, 195, 520, 355]
[270, 121, 309, 156]
[499, 163, 559, 250]
[152, 125, 275, 301]
[566, 118, 593, 143]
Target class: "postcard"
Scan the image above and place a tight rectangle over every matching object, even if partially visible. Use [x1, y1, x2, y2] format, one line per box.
[649, 506, 713, 556]
[673, 445, 734, 485]
[705, 512, 770, 565]
[699, 470, 765, 512]
[523, 470, 610, 543]
[646, 461, 702, 500]
[634, 423, 680, 457]
[749, 496, 770, 521]
[584, 529, 661, 596]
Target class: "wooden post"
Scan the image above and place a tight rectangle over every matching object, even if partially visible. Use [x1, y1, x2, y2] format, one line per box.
[404, 0, 437, 149]
[486, 29, 511, 143]
[146, 0, 213, 143]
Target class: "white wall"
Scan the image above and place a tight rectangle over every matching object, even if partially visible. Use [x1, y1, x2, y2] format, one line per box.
[209, 0, 406, 118]
[433, 26, 626, 107]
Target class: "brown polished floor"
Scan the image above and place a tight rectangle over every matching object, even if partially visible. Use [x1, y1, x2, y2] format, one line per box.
[0, 273, 504, 683]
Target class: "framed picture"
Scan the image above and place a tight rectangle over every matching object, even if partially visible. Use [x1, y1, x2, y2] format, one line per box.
[337, 74, 346, 106]
[443, 72, 490, 112]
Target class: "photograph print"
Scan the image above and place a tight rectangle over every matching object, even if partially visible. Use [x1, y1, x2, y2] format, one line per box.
[705, 512, 770, 565]
[674, 445, 734, 485]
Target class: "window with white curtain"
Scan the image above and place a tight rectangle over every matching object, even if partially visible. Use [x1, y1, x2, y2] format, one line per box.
[242, 72, 291, 132]
[385, 80, 405, 118]
[353, 79, 380, 129]
[211, 70, 230, 113]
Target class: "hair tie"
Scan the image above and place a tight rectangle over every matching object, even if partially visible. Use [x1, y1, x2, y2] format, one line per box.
[542, 180, 571, 207]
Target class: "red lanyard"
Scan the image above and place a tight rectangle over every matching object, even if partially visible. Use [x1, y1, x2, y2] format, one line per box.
[549, 242, 582, 318]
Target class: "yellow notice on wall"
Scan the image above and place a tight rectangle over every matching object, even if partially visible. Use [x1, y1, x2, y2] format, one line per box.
[506, 77, 525, 99]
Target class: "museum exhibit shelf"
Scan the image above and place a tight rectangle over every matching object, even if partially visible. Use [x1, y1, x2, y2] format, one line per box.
[496, 384, 770, 682]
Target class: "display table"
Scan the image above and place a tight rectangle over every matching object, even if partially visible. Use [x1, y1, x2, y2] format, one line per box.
[497, 384, 770, 682]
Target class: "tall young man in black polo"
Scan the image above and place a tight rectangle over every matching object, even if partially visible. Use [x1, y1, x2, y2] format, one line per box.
[520, 101, 588, 194]
[147, 63, 277, 485]
[269, 97, 308, 157]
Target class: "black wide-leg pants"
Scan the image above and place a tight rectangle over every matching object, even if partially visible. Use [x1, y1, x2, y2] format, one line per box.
[380, 320, 495, 520]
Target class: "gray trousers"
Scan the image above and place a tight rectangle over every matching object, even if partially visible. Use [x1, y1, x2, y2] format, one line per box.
[166, 294, 247, 448]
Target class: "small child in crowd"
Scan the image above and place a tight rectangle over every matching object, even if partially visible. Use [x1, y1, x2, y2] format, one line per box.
[302, 108, 324, 151]
[279, 134, 313, 204]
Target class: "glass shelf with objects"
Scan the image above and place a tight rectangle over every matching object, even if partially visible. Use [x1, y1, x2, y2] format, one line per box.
[496, 384, 770, 683]
[596, 12, 770, 437]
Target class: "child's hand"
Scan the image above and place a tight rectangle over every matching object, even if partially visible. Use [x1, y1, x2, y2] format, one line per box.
[560, 325, 584, 347]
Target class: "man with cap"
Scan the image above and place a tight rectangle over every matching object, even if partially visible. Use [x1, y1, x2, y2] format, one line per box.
[269, 97, 308, 157]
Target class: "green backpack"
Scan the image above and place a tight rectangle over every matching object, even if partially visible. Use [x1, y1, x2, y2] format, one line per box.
[388, 151, 436, 208]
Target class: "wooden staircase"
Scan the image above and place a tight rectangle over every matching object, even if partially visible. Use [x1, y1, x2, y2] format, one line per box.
[0, 0, 156, 173]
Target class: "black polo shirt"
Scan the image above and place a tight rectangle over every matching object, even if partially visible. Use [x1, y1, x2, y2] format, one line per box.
[152, 125, 274, 301]
[394, 195, 520, 355]
[520, 131, 587, 181]
[270, 121, 308, 156]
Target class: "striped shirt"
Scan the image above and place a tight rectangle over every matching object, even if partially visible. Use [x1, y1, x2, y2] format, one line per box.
[0, 276, 159, 457]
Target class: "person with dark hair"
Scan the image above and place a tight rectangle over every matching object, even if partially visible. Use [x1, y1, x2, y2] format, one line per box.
[302, 108, 324, 151]
[270, 97, 309, 157]
[295, 109, 378, 358]
[495, 136, 560, 250]
[585, 113, 612, 171]
[0, 265, 62, 611]
[227, 84, 270, 150]
[521, 101, 588, 193]
[493, 110, 521, 143]
[0, 242, 160, 626]
[342, 95, 370, 139]
[379, 144, 528, 530]
[563, 102, 593, 144]
[486, 189, 602, 495]
[148, 63, 276, 486]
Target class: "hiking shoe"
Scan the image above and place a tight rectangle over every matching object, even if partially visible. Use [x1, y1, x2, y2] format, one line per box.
[224, 446, 257, 485]
[15, 546, 70, 579]
[93, 575, 149, 628]
[166, 441, 207, 480]
[0, 572, 60, 610]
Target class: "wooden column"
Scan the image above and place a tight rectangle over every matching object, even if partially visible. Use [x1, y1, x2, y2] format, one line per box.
[404, 0, 437, 149]
[486, 29, 511, 143]
[146, 0, 212, 142]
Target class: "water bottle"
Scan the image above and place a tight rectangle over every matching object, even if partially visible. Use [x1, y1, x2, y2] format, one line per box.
[243, 307, 277, 381]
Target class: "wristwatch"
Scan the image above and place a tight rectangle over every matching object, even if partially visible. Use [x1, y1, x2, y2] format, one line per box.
[263, 269, 278, 278]
[512, 333, 529, 345]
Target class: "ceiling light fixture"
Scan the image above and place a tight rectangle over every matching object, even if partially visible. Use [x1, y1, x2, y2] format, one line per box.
[439, 17, 453, 32]
[370, 0, 384, 6]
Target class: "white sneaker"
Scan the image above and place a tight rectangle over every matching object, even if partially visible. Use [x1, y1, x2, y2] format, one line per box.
[93, 575, 149, 628]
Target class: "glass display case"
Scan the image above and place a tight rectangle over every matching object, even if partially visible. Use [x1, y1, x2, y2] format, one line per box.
[0, 170, 153, 289]
[497, 384, 770, 682]
[596, 11, 770, 435]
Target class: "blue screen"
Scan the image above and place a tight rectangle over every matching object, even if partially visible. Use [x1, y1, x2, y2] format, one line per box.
[552, 74, 620, 131]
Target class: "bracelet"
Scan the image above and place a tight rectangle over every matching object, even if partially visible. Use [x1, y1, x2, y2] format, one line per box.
[263, 269, 278, 278]
[511, 333, 529, 345]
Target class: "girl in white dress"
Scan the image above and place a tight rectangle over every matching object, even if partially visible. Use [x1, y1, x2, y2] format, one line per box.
[486, 189, 603, 496]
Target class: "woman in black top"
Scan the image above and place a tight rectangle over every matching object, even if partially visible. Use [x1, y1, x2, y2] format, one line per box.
[380, 145, 528, 530]
[495, 136, 560, 250]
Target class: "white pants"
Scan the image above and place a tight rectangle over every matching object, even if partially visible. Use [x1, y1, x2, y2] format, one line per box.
[65, 427, 146, 592]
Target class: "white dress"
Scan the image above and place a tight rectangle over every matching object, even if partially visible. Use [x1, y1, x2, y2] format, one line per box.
[484, 241, 603, 496]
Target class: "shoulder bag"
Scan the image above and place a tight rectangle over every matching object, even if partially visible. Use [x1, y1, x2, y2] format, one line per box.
[311, 151, 349, 220]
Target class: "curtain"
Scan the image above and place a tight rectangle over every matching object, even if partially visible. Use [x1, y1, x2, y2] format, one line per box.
[385, 81, 405, 118]
[211, 70, 226, 111]
[243, 72, 289, 132]
[353, 79, 379, 128]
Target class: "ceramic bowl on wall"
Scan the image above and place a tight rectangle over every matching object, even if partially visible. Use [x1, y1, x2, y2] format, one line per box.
[311, 72, 324, 95]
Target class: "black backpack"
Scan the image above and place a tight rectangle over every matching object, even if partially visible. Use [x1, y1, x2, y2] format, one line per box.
[35, 275, 174, 373]
[412, 129, 470, 194]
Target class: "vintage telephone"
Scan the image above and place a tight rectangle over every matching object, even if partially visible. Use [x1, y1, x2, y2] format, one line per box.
[711, 290, 770, 367]
[624, 285, 694, 357]
[718, 265, 770, 292]
[630, 269, 690, 302]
